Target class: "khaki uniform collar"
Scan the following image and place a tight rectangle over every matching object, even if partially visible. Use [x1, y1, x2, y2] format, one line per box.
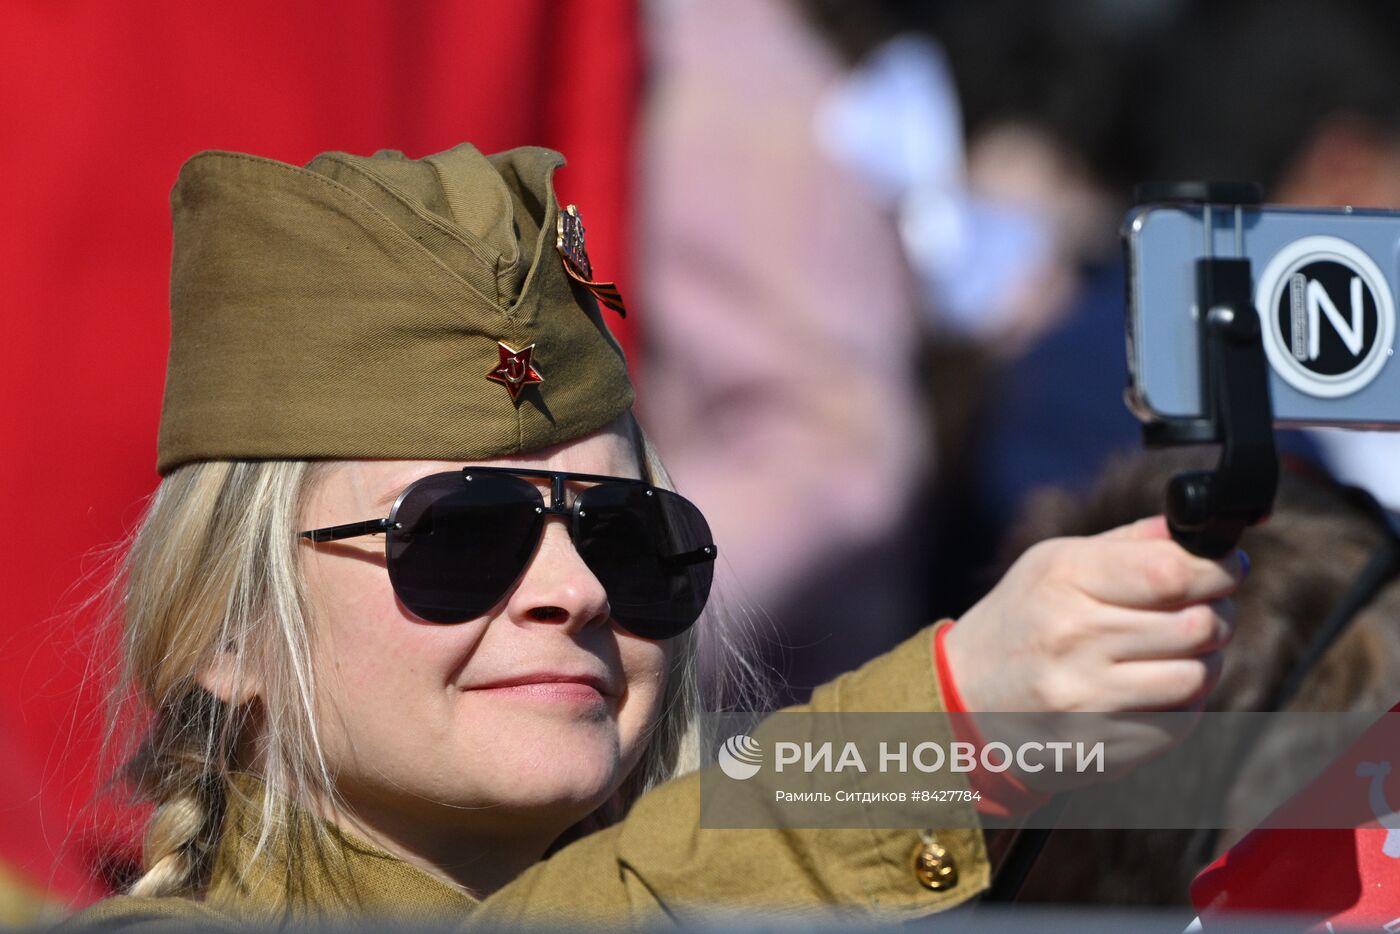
[204, 774, 477, 920]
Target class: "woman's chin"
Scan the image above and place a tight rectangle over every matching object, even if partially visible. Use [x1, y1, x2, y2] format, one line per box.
[455, 736, 623, 815]
[494, 764, 619, 812]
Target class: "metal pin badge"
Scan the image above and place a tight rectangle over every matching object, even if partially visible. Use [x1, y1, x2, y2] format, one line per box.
[556, 204, 627, 316]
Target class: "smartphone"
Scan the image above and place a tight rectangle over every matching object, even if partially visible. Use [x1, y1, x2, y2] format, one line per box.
[1124, 203, 1400, 429]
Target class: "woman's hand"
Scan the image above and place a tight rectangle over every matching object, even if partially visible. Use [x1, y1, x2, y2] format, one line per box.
[943, 515, 1243, 790]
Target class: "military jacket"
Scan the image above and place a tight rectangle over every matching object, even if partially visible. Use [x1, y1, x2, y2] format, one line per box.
[72, 624, 987, 927]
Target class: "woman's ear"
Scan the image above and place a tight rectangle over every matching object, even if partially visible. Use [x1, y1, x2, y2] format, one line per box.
[197, 646, 262, 706]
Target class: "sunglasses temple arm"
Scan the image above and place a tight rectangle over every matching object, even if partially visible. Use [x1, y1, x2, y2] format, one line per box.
[661, 544, 718, 569]
[301, 517, 397, 543]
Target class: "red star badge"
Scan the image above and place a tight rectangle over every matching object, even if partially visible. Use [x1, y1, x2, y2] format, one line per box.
[485, 341, 544, 402]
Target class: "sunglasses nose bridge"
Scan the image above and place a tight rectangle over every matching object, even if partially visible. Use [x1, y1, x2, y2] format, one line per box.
[509, 511, 612, 631]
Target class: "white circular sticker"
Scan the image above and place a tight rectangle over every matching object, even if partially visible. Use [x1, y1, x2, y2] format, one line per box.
[1255, 235, 1394, 398]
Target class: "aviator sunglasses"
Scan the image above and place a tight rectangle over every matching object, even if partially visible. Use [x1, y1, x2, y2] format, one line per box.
[300, 467, 717, 640]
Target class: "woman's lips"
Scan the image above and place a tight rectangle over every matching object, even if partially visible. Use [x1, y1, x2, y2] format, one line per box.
[466, 673, 614, 704]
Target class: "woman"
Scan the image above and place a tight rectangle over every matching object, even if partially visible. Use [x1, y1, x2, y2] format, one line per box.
[77, 142, 1240, 925]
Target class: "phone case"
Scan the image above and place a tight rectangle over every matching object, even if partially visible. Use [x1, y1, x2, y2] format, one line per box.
[1124, 204, 1400, 429]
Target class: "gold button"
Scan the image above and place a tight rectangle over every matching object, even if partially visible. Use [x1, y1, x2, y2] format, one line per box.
[912, 834, 958, 891]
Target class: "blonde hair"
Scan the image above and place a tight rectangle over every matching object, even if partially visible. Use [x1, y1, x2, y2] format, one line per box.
[112, 418, 761, 898]
[119, 459, 328, 897]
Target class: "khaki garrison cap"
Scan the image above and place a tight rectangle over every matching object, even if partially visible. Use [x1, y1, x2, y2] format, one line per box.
[156, 143, 633, 475]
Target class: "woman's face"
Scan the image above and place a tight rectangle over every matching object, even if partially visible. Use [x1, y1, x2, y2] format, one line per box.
[297, 422, 673, 848]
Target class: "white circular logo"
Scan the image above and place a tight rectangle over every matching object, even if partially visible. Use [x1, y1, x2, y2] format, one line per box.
[717, 734, 763, 781]
[1255, 235, 1394, 398]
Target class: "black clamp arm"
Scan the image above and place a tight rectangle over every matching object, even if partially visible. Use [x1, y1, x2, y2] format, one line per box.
[1136, 181, 1279, 559]
[1149, 256, 1279, 557]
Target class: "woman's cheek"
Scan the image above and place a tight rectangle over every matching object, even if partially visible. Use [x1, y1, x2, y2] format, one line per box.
[617, 641, 672, 753]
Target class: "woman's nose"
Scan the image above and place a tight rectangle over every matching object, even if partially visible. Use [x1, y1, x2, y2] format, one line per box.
[504, 518, 610, 631]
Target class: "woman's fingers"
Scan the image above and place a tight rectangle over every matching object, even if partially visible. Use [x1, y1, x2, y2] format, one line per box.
[1099, 651, 1226, 711]
[941, 518, 1244, 792]
[948, 518, 1244, 715]
[1097, 514, 1171, 542]
[1092, 599, 1236, 662]
[1072, 536, 1244, 610]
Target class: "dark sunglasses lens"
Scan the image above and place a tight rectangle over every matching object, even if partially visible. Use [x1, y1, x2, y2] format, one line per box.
[387, 473, 542, 623]
[574, 485, 715, 640]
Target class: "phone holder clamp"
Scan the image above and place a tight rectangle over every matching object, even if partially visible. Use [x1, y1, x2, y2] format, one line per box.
[1135, 182, 1279, 559]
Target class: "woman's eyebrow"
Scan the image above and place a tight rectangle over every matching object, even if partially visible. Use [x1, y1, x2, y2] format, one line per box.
[372, 485, 407, 512]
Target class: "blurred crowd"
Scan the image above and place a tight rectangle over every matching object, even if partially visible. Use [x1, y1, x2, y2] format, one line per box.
[636, 0, 1400, 909]
[8, 0, 1400, 920]
[641, 0, 1400, 689]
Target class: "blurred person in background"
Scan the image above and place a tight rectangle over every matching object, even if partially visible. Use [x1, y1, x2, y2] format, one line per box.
[638, 0, 1200, 688]
[916, 0, 1161, 614]
[637, 0, 938, 701]
[997, 449, 1400, 908]
[638, 0, 1087, 700]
